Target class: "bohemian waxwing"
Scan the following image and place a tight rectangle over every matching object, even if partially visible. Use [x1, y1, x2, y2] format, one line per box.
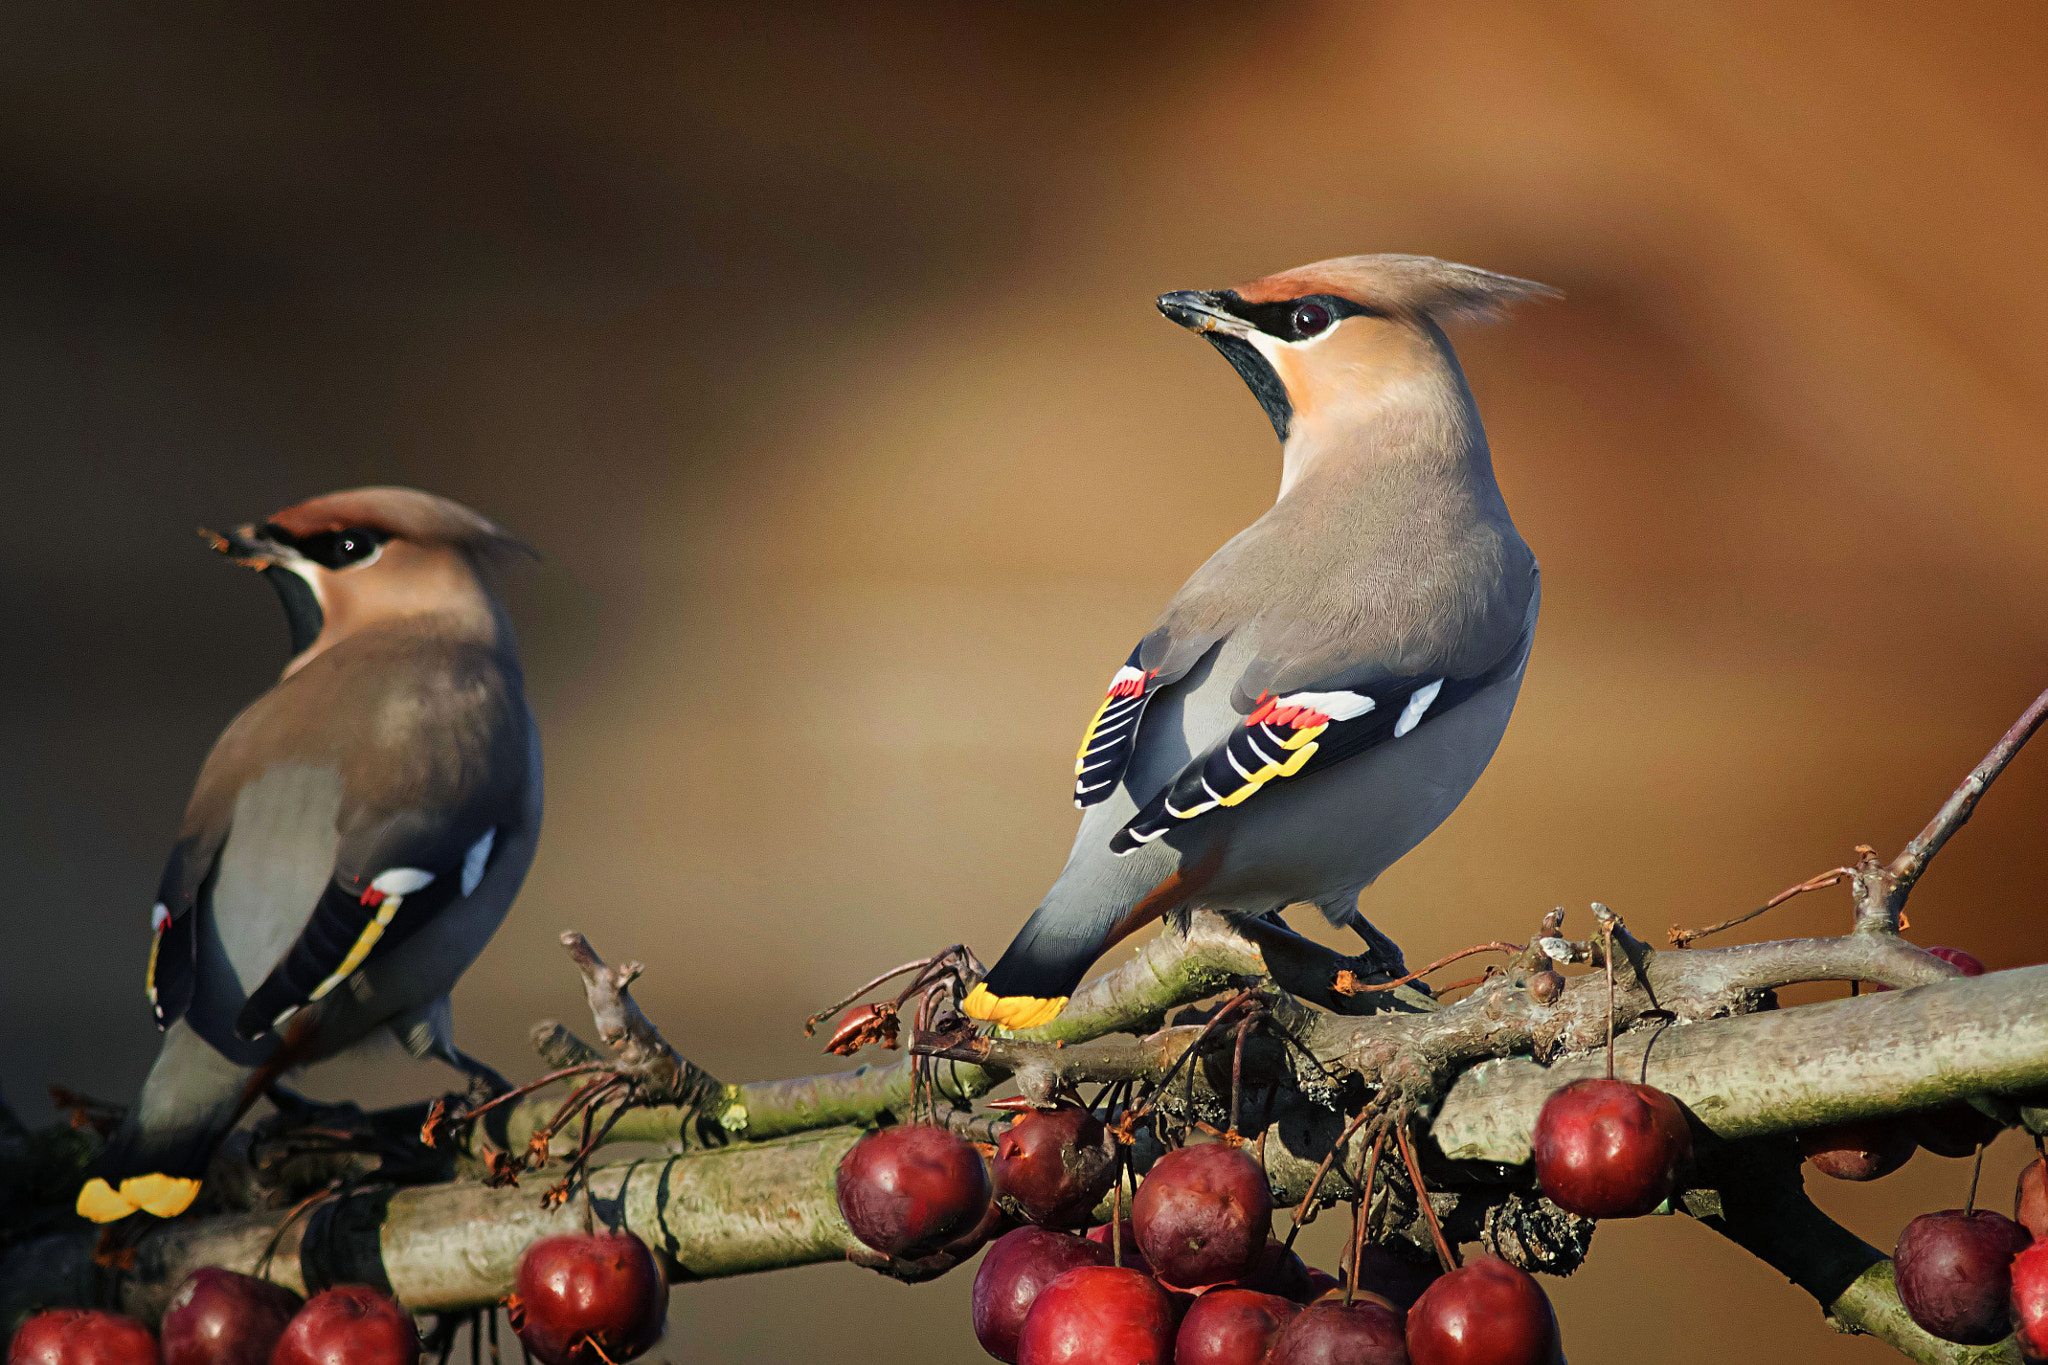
[76, 487, 543, 1222]
[964, 255, 1555, 1029]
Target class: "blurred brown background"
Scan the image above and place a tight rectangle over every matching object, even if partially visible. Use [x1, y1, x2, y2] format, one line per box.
[4, 1, 2046, 1359]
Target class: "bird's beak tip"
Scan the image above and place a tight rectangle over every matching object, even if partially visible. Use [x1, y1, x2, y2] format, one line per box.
[199, 524, 273, 569]
[1156, 290, 1229, 334]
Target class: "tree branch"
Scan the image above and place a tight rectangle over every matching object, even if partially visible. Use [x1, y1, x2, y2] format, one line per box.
[1687, 1140, 2020, 1364]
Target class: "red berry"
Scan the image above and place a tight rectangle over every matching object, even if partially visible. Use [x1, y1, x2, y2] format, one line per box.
[1927, 947, 1988, 976]
[507, 1232, 667, 1365]
[1868, 946, 1987, 992]
[1174, 1287, 1301, 1365]
[1347, 1242, 1443, 1311]
[162, 1268, 303, 1365]
[835, 1123, 991, 1258]
[272, 1287, 419, 1365]
[2018, 1157, 2048, 1242]
[1799, 1118, 1916, 1181]
[972, 1227, 1114, 1363]
[2013, 1239, 2048, 1362]
[1266, 1299, 1410, 1365]
[1131, 1143, 1273, 1289]
[994, 1108, 1119, 1229]
[7, 1310, 156, 1365]
[1531, 1078, 1691, 1219]
[1015, 1266, 1178, 1365]
[1405, 1256, 1557, 1365]
[1893, 1209, 2033, 1345]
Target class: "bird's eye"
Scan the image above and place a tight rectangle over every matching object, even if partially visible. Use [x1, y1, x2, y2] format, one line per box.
[294, 526, 388, 569]
[1291, 301, 1332, 337]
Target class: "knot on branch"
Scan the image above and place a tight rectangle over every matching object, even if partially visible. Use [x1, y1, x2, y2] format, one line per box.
[1481, 1191, 1595, 1276]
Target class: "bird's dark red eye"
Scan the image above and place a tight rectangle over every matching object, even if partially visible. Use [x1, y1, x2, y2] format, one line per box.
[1292, 301, 1332, 337]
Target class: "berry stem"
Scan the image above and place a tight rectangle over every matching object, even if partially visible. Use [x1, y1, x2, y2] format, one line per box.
[1603, 918, 1617, 1082]
[1395, 1119, 1459, 1274]
[1344, 1133, 1386, 1309]
[1966, 1142, 1986, 1217]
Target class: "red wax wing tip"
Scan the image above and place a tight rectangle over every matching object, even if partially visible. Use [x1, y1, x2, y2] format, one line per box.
[359, 886, 386, 906]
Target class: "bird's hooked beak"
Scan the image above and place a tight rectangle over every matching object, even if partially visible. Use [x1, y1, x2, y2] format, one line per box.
[198, 522, 284, 569]
[1156, 290, 1254, 338]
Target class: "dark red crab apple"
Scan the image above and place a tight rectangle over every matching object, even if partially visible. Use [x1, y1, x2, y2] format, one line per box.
[1131, 1142, 1274, 1289]
[272, 1287, 419, 1365]
[1405, 1256, 1559, 1365]
[1893, 1208, 2032, 1345]
[507, 1231, 668, 1365]
[994, 1107, 1119, 1229]
[6, 1310, 156, 1365]
[1800, 1118, 1916, 1182]
[1532, 1078, 1692, 1219]
[1015, 1265, 1178, 1365]
[161, 1267, 303, 1365]
[2012, 1239, 2048, 1362]
[1174, 1287, 1301, 1365]
[973, 1226, 1114, 1362]
[1266, 1299, 1410, 1365]
[835, 1122, 991, 1257]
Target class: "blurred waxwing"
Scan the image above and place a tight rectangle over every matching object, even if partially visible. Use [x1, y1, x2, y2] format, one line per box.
[964, 256, 1555, 1029]
[77, 488, 543, 1222]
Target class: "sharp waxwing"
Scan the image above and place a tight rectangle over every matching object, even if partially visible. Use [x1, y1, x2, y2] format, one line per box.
[964, 255, 1555, 1030]
[76, 487, 543, 1222]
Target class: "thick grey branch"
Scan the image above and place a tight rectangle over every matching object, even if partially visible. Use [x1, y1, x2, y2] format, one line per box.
[1431, 964, 2048, 1163]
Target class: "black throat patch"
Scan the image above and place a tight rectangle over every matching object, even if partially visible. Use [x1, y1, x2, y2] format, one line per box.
[1204, 333, 1292, 442]
[262, 566, 323, 657]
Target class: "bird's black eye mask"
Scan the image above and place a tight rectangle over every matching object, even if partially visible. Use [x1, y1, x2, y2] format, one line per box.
[1213, 291, 1382, 342]
[253, 524, 387, 656]
[259, 523, 390, 570]
[1201, 293, 1380, 443]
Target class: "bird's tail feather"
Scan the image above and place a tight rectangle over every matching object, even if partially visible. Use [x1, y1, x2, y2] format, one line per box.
[78, 1020, 260, 1222]
[965, 901, 1131, 1030]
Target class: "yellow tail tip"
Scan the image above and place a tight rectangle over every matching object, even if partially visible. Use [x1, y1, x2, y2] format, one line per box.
[962, 984, 1069, 1031]
[76, 1173, 202, 1222]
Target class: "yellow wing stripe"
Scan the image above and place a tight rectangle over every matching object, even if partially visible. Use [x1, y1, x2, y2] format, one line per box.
[144, 928, 163, 1011]
[307, 894, 404, 1004]
[1211, 721, 1326, 810]
[1073, 691, 1125, 776]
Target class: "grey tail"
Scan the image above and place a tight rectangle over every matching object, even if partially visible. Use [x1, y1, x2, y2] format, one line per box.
[91, 1020, 260, 1185]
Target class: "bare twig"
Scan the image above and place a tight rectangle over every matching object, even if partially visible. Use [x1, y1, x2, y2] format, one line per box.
[1669, 866, 1857, 947]
[1889, 683, 2048, 898]
[1333, 942, 1522, 995]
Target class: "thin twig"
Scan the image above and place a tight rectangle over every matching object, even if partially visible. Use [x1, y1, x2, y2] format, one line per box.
[1668, 867, 1856, 948]
[1334, 942, 1522, 994]
[1890, 683, 2048, 893]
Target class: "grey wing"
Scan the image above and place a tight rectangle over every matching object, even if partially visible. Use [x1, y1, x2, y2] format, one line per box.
[1112, 567, 1538, 855]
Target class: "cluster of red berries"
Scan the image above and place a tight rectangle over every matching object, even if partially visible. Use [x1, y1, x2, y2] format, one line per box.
[6, 1232, 667, 1365]
[834, 1112, 1567, 1364]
